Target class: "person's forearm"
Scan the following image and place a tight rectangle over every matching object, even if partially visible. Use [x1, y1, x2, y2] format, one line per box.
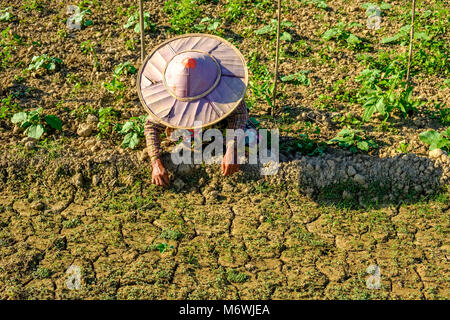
[144, 117, 165, 163]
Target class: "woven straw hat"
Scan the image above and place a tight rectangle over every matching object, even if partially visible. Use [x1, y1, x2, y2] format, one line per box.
[137, 33, 248, 129]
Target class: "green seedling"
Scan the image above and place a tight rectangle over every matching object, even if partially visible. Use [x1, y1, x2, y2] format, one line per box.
[327, 128, 377, 153]
[27, 54, 62, 71]
[123, 11, 155, 33]
[255, 19, 294, 41]
[11, 108, 62, 140]
[117, 115, 147, 149]
[419, 128, 450, 152]
[281, 70, 311, 86]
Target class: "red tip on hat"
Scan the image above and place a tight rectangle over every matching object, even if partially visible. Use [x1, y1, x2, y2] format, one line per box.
[182, 57, 197, 69]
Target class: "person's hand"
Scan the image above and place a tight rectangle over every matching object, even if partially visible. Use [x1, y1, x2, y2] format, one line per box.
[221, 144, 240, 176]
[152, 158, 170, 186]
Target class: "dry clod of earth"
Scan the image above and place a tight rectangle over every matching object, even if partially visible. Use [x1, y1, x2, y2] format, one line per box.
[77, 123, 95, 137]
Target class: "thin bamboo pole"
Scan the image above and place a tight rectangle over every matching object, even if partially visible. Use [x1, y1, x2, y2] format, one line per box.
[138, 0, 145, 62]
[406, 0, 416, 84]
[271, 0, 282, 116]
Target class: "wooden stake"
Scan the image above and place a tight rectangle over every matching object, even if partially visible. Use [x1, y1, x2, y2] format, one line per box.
[406, 0, 416, 84]
[139, 0, 145, 62]
[271, 0, 282, 116]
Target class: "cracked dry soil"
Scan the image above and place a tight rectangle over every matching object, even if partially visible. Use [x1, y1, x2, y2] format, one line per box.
[0, 150, 448, 300]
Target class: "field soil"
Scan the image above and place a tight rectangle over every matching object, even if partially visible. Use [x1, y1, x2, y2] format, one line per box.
[0, 0, 448, 299]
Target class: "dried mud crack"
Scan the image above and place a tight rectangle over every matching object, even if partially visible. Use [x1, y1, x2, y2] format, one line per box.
[0, 147, 448, 300]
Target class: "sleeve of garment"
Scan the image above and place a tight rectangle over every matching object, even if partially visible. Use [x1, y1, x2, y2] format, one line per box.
[227, 100, 249, 130]
[144, 117, 166, 163]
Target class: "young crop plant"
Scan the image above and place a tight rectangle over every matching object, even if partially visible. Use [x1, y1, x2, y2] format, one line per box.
[355, 52, 422, 121]
[66, 5, 93, 30]
[103, 61, 136, 97]
[193, 17, 222, 33]
[97, 107, 119, 138]
[27, 54, 62, 72]
[224, 0, 245, 21]
[280, 70, 311, 86]
[247, 52, 274, 110]
[322, 22, 370, 51]
[117, 115, 147, 149]
[327, 128, 377, 153]
[80, 40, 100, 71]
[255, 19, 294, 42]
[123, 11, 155, 33]
[164, 0, 201, 34]
[419, 128, 450, 152]
[11, 108, 62, 140]
[0, 7, 15, 22]
[302, 0, 329, 10]
[0, 95, 20, 119]
[381, 24, 430, 45]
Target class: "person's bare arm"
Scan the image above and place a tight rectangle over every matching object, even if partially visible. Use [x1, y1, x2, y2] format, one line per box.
[222, 101, 249, 176]
[144, 117, 170, 186]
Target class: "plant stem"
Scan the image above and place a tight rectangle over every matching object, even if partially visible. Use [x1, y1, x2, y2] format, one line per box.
[138, 0, 145, 62]
[271, 0, 282, 116]
[406, 0, 416, 84]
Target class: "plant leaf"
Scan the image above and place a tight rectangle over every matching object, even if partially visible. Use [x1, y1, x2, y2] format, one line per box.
[27, 124, 45, 140]
[44, 115, 63, 130]
[11, 112, 27, 124]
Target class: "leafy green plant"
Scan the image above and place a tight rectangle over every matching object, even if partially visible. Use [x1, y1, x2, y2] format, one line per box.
[27, 54, 62, 71]
[103, 62, 136, 96]
[302, 0, 329, 9]
[97, 107, 118, 138]
[117, 115, 147, 149]
[361, 2, 391, 14]
[356, 53, 422, 121]
[80, 40, 100, 70]
[11, 108, 62, 140]
[419, 128, 450, 151]
[194, 17, 222, 32]
[247, 52, 274, 109]
[123, 11, 155, 33]
[0, 7, 14, 22]
[381, 24, 429, 45]
[114, 61, 136, 76]
[224, 0, 245, 21]
[255, 19, 294, 41]
[281, 70, 310, 86]
[327, 128, 377, 153]
[322, 22, 368, 50]
[67, 7, 93, 29]
[164, 0, 201, 34]
[0, 95, 20, 119]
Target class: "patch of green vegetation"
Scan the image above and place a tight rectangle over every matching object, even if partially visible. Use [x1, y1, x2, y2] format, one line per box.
[117, 115, 146, 149]
[33, 267, 52, 279]
[164, 0, 201, 34]
[0, 94, 20, 119]
[281, 70, 310, 86]
[63, 218, 82, 229]
[160, 229, 183, 241]
[226, 269, 250, 283]
[0, 7, 15, 22]
[327, 128, 377, 153]
[11, 108, 62, 140]
[123, 11, 155, 33]
[255, 19, 294, 42]
[356, 53, 422, 121]
[322, 22, 370, 51]
[419, 128, 449, 152]
[96, 107, 119, 138]
[27, 54, 62, 72]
